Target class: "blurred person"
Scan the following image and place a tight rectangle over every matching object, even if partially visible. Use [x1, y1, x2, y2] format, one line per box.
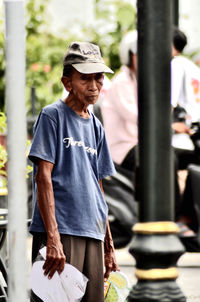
[100, 31, 139, 249]
[28, 41, 119, 302]
[101, 28, 198, 243]
[171, 27, 200, 240]
[171, 26, 200, 169]
[101, 30, 138, 173]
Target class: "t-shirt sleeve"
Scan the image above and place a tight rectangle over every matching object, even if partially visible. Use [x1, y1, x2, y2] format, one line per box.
[171, 57, 185, 107]
[97, 132, 116, 180]
[28, 111, 57, 165]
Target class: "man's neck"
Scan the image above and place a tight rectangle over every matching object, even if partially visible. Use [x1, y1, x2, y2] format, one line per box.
[64, 95, 90, 119]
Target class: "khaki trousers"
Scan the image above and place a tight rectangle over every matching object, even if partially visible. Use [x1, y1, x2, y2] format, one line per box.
[30, 233, 104, 302]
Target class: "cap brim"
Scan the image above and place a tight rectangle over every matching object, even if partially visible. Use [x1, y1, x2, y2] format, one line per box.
[72, 63, 114, 74]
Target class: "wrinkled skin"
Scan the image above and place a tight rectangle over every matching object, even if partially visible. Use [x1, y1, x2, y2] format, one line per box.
[35, 160, 66, 279]
[104, 220, 120, 280]
[62, 69, 104, 118]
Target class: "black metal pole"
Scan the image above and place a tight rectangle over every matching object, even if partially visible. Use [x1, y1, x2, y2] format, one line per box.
[138, 1, 173, 223]
[127, 1, 186, 301]
[172, 0, 179, 26]
[31, 86, 36, 116]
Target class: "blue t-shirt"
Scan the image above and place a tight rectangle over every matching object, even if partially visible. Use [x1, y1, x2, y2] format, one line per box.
[29, 99, 115, 241]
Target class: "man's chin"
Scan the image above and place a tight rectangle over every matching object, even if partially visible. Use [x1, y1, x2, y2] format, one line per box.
[87, 97, 98, 104]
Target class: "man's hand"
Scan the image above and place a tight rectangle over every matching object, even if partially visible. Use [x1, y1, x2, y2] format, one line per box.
[172, 122, 192, 134]
[104, 242, 119, 281]
[43, 232, 66, 279]
[104, 220, 120, 281]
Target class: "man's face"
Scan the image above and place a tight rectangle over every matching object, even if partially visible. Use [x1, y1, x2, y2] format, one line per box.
[68, 69, 104, 106]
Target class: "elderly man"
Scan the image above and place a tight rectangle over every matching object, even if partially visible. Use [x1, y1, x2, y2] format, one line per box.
[29, 42, 119, 302]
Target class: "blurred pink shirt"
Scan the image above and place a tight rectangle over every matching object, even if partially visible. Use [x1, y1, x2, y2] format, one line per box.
[101, 66, 138, 165]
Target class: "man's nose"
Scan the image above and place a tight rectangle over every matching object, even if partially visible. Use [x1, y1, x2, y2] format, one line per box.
[88, 79, 98, 90]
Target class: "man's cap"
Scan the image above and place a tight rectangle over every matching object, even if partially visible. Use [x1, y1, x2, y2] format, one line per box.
[63, 41, 113, 74]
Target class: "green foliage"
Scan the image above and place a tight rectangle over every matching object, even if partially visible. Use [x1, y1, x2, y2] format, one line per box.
[85, 0, 137, 74]
[0, 0, 137, 114]
[0, 15, 5, 111]
[26, 33, 66, 114]
[25, 0, 67, 114]
[26, 164, 33, 179]
[0, 111, 32, 190]
[0, 111, 7, 189]
[25, 0, 136, 112]
[26, 0, 49, 37]
[0, 112, 7, 134]
[0, 145, 7, 177]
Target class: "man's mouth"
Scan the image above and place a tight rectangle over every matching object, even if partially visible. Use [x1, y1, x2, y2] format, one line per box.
[87, 94, 98, 98]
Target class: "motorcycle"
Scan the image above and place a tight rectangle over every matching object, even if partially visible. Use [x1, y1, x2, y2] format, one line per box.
[102, 163, 138, 249]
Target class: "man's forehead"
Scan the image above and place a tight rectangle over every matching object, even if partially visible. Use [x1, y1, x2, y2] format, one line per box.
[74, 70, 104, 77]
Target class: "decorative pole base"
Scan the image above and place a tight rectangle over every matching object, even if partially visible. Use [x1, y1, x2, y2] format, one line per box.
[127, 280, 186, 302]
[127, 222, 186, 302]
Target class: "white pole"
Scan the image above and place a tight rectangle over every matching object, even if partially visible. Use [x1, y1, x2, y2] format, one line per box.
[4, 0, 28, 301]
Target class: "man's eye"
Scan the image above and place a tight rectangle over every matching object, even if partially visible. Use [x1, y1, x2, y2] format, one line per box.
[96, 74, 104, 82]
[80, 75, 88, 81]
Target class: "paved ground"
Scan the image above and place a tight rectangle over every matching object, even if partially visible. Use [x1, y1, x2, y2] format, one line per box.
[115, 246, 200, 302]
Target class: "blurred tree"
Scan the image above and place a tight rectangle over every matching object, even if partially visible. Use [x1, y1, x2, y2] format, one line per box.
[25, 0, 69, 115]
[85, 0, 137, 73]
[0, 0, 136, 114]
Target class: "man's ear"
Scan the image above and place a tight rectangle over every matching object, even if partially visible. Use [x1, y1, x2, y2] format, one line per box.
[61, 76, 72, 92]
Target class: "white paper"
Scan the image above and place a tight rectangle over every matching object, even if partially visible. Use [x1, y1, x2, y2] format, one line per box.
[30, 247, 88, 302]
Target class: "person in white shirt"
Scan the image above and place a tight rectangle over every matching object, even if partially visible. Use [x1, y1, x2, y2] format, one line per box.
[171, 27, 200, 241]
[171, 27, 200, 171]
[171, 26, 200, 126]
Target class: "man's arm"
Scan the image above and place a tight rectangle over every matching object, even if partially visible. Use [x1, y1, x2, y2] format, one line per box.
[35, 159, 66, 279]
[172, 122, 192, 134]
[99, 180, 119, 280]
